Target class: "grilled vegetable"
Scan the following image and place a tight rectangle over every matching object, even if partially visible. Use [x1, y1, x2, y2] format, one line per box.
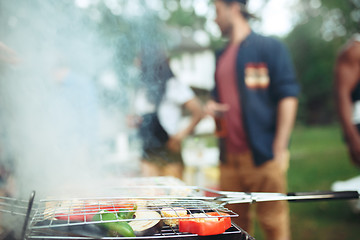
[92, 210, 135, 237]
[55, 203, 129, 222]
[129, 210, 163, 236]
[179, 212, 231, 236]
[35, 220, 105, 237]
[117, 204, 137, 220]
[161, 207, 187, 227]
[55, 205, 98, 221]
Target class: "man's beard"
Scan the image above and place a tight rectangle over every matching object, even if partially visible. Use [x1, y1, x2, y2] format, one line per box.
[220, 23, 232, 38]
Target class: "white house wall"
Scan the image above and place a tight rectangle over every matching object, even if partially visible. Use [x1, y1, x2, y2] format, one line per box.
[170, 50, 215, 90]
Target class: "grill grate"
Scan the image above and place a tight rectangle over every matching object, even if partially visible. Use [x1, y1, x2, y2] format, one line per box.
[0, 195, 37, 217]
[31, 197, 238, 226]
[27, 225, 245, 239]
[27, 226, 246, 240]
[25, 184, 240, 239]
[1, 178, 255, 239]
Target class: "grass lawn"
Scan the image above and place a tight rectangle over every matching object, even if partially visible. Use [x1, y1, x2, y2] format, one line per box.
[254, 124, 360, 240]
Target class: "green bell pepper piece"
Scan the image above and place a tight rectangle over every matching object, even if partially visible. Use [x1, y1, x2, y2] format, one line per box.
[92, 210, 135, 237]
[117, 204, 137, 220]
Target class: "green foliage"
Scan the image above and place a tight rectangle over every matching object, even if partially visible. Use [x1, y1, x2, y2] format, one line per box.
[163, 0, 225, 51]
[322, 0, 360, 35]
[284, 0, 360, 125]
[285, 17, 338, 124]
[167, 8, 206, 28]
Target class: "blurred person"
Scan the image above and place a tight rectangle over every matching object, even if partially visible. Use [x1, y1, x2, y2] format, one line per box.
[335, 34, 360, 167]
[206, 0, 299, 239]
[0, 42, 20, 233]
[131, 47, 203, 179]
[50, 54, 99, 168]
[0, 42, 19, 198]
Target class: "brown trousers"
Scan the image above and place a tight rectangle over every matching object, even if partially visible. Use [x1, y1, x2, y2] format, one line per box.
[141, 160, 184, 179]
[141, 147, 184, 180]
[220, 151, 290, 240]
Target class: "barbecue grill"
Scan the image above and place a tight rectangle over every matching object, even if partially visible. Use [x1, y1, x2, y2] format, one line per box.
[1, 177, 359, 240]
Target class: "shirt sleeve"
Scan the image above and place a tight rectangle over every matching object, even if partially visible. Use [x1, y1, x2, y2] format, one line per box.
[166, 78, 195, 104]
[268, 39, 300, 101]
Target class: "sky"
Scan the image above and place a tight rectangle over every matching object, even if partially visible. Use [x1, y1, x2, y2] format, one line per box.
[248, 0, 298, 37]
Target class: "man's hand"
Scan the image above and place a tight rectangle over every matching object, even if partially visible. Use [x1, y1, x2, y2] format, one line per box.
[272, 97, 298, 171]
[205, 99, 230, 118]
[272, 148, 290, 172]
[166, 135, 182, 153]
[272, 137, 290, 172]
[126, 115, 142, 128]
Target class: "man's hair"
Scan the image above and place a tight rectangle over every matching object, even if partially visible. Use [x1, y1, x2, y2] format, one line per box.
[222, 0, 247, 4]
[219, 0, 254, 20]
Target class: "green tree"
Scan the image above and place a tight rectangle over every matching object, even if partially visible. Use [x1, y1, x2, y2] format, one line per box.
[284, 0, 360, 125]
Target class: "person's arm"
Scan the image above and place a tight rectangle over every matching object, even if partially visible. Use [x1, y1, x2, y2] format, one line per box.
[335, 42, 360, 167]
[273, 97, 298, 161]
[270, 41, 299, 163]
[205, 99, 230, 118]
[167, 97, 204, 152]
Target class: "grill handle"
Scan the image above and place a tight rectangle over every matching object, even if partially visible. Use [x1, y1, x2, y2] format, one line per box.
[21, 191, 36, 240]
[286, 190, 359, 202]
[213, 190, 359, 205]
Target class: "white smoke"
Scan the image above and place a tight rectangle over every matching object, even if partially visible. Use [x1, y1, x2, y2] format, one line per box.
[0, 0, 167, 201]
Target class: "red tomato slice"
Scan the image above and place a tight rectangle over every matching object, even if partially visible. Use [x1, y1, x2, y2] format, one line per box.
[179, 212, 232, 236]
[54, 203, 129, 221]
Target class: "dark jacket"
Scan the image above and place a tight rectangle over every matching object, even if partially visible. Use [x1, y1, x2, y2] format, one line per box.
[211, 31, 300, 166]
